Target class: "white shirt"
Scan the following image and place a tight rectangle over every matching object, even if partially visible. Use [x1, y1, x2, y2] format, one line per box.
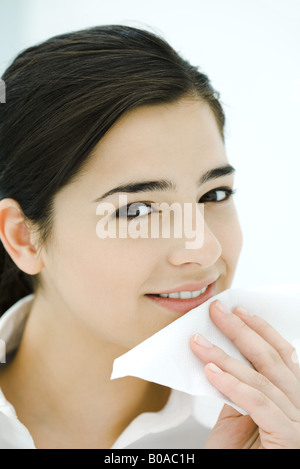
[0, 295, 212, 449]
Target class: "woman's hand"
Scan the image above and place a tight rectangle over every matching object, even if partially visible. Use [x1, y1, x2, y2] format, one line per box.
[190, 300, 300, 449]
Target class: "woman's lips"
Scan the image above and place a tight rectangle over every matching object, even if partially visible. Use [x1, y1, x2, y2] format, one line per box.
[145, 281, 216, 315]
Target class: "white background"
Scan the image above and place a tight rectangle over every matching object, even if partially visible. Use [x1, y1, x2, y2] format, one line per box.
[1, 0, 299, 289]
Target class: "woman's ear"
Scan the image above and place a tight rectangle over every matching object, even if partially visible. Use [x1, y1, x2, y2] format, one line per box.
[0, 198, 44, 275]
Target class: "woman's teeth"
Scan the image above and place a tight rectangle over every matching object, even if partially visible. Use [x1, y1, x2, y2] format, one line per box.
[155, 286, 208, 299]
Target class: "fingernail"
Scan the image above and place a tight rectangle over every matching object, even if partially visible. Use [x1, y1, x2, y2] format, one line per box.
[208, 363, 223, 374]
[215, 300, 231, 314]
[235, 307, 253, 317]
[193, 333, 213, 348]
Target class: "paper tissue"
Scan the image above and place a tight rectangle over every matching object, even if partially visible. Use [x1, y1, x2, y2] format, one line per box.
[111, 286, 300, 420]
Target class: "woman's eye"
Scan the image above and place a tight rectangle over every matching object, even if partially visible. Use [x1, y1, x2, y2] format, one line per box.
[115, 202, 153, 219]
[199, 187, 236, 203]
[114, 188, 236, 219]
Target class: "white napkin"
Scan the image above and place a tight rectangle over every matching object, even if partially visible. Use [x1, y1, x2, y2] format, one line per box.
[111, 286, 300, 418]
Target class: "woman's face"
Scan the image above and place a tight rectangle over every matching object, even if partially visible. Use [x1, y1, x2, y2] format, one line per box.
[39, 98, 242, 349]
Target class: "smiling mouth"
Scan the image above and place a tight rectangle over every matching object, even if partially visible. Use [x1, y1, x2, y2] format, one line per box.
[148, 285, 208, 299]
[145, 281, 217, 315]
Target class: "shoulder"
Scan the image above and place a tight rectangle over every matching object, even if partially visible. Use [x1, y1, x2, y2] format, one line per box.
[123, 415, 209, 449]
[0, 410, 36, 449]
[0, 386, 36, 449]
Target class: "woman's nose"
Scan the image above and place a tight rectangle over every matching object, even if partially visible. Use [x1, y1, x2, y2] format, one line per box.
[167, 217, 222, 268]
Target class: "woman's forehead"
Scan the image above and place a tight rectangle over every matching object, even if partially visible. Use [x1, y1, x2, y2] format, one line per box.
[86, 99, 225, 172]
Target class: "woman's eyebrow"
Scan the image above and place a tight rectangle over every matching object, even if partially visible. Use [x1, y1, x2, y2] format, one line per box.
[93, 164, 235, 203]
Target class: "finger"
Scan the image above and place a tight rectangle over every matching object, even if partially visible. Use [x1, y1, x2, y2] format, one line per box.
[205, 404, 259, 449]
[190, 334, 300, 420]
[209, 300, 300, 409]
[205, 363, 299, 448]
[233, 307, 300, 381]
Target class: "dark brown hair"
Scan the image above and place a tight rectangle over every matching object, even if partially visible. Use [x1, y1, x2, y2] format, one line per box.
[0, 24, 226, 316]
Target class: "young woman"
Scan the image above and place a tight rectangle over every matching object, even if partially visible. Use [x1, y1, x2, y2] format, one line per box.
[0, 25, 299, 449]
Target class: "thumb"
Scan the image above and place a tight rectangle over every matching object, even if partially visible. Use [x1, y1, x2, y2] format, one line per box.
[205, 404, 256, 449]
[217, 404, 243, 421]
